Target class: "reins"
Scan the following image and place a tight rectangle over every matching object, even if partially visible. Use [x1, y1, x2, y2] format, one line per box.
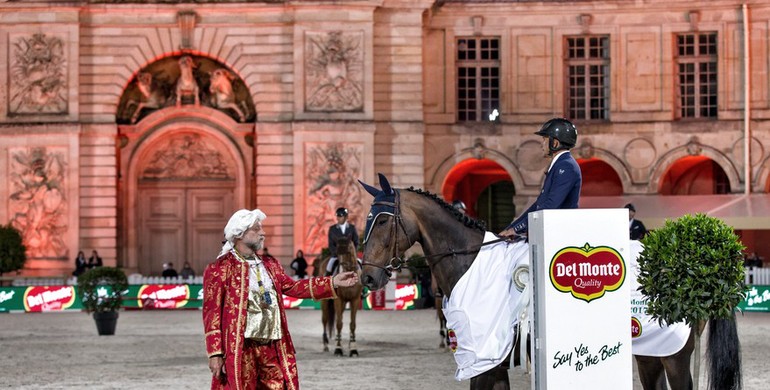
[360, 188, 521, 274]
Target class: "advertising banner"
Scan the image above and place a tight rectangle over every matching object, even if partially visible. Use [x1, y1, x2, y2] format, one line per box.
[0, 283, 421, 312]
[529, 209, 632, 390]
[738, 285, 770, 312]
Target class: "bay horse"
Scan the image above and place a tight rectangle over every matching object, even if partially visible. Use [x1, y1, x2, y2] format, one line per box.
[314, 238, 363, 356]
[359, 174, 518, 389]
[359, 173, 741, 390]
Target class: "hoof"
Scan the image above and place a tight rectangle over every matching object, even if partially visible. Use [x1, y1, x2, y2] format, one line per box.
[323, 345, 329, 352]
[349, 350, 358, 357]
[334, 348, 343, 357]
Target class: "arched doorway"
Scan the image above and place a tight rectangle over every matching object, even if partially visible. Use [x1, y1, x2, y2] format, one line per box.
[659, 156, 731, 195]
[117, 54, 255, 275]
[442, 158, 514, 232]
[131, 130, 238, 276]
[577, 158, 623, 196]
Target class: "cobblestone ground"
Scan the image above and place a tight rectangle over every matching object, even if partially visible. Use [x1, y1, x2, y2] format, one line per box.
[1, 309, 767, 389]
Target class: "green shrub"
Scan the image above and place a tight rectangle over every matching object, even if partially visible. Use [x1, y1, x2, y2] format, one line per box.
[638, 213, 746, 326]
[0, 224, 26, 275]
[77, 267, 128, 313]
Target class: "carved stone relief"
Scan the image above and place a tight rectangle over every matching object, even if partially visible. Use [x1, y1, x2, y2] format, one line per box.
[304, 31, 364, 112]
[303, 142, 364, 254]
[117, 56, 255, 124]
[8, 147, 68, 258]
[9, 33, 67, 115]
[140, 133, 233, 180]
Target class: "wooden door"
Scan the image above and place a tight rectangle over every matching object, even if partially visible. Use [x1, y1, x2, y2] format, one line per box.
[138, 184, 233, 276]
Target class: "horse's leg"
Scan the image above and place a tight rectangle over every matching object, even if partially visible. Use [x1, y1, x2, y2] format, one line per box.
[635, 355, 668, 390]
[469, 368, 509, 390]
[322, 300, 330, 352]
[333, 299, 344, 356]
[349, 297, 359, 357]
[659, 326, 696, 390]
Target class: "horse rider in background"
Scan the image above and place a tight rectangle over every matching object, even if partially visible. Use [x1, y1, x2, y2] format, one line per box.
[325, 207, 360, 276]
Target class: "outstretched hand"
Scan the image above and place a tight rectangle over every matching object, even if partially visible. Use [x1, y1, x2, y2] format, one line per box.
[333, 271, 359, 288]
[498, 228, 517, 240]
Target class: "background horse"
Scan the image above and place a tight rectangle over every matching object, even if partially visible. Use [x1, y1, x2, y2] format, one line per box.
[360, 174, 511, 389]
[314, 238, 363, 356]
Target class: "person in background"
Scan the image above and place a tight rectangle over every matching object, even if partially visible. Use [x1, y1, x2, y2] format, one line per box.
[499, 118, 582, 239]
[452, 200, 467, 215]
[290, 249, 308, 279]
[203, 208, 358, 389]
[180, 261, 196, 279]
[626, 203, 647, 241]
[87, 250, 103, 269]
[73, 251, 88, 276]
[162, 262, 178, 278]
[325, 207, 359, 276]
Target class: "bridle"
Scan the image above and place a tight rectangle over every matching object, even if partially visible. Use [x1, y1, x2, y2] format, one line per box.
[360, 189, 512, 275]
[360, 190, 412, 275]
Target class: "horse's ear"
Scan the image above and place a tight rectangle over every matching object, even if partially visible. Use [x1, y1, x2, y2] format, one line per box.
[359, 179, 380, 197]
[378, 173, 393, 194]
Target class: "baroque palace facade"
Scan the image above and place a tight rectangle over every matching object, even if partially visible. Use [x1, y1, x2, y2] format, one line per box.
[2, 0, 770, 276]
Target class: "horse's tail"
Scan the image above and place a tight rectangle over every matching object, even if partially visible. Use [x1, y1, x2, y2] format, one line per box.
[325, 299, 336, 336]
[706, 312, 742, 390]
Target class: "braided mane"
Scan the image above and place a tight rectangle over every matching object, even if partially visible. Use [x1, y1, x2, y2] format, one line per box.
[405, 187, 487, 233]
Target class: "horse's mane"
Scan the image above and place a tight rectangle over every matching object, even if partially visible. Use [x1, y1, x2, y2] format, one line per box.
[405, 187, 487, 233]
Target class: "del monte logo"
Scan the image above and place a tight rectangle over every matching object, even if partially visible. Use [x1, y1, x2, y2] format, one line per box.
[550, 243, 625, 302]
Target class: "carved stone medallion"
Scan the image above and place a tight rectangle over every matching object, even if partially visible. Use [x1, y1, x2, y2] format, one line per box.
[303, 142, 364, 254]
[140, 133, 233, 180]
[8, 147, 68, 258]
[304, 31, 364, 112]
[9, 33, 67, 115]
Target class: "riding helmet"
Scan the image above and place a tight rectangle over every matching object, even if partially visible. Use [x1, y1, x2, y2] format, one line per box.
[452, 200, 467, 211]
[335, 207, 348, 217]
[535, 118, 578, 154]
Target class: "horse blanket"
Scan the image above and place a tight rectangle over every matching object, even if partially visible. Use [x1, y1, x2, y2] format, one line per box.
[629, 240, 690, 356]
[442, 232, 529, 381]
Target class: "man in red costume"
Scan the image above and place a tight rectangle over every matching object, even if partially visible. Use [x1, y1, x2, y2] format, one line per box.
[203, 209, 358, 390]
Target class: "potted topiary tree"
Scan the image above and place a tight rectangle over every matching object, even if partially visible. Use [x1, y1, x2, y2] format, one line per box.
[637, 213, 746, 390]
[0, 224, 26, 279]
[77, 266, 128, 336]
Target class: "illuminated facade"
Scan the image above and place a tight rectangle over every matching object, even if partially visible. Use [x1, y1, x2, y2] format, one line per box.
[1, 0, 769, 275]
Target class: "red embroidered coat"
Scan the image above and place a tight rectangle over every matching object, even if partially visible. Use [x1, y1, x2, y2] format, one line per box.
[203, 252, 336, 390]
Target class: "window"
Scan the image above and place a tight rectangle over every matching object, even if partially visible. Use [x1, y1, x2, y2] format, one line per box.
[456, 37, 500, 122]
[676, 32, 718, 119]
[565, 36, 610, 121]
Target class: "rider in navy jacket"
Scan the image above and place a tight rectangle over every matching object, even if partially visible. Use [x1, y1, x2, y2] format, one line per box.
[500, 118, 582, 237]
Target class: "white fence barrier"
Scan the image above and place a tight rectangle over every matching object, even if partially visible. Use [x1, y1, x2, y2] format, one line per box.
[746, 267, 770, 285]
[10, 275, 203, 286]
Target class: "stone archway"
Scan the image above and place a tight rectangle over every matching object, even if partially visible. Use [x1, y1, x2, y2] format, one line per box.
[129, 129, 240, 276]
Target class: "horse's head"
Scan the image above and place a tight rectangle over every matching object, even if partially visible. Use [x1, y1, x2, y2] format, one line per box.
[336, 238, 358, 272]
[358, 173, 416, 290]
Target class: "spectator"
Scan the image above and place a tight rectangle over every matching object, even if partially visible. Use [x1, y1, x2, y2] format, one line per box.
[290, 250, 308, 279]
[180, 261, 196, 279]
[73, 251, 88, 276]
[162, 262, 179, 278]
[452, 200, 467, 215]
[625, 203, 647, 240]
[87, 250, 103, 269]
